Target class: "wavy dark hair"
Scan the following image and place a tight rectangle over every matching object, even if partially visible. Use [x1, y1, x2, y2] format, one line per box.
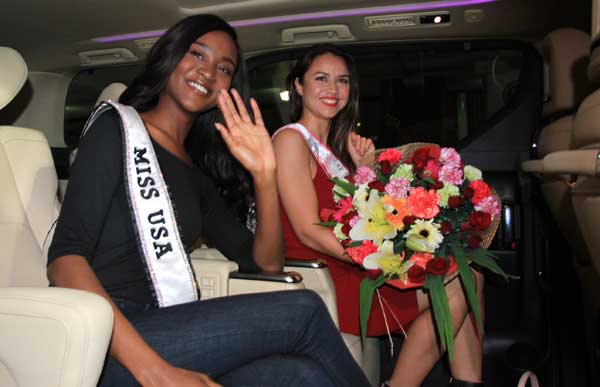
[120, 14, 254, 223]
[287, 44, 359, 173]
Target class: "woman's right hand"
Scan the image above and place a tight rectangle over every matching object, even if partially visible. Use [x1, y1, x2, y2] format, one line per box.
[144, 365, 222, 387]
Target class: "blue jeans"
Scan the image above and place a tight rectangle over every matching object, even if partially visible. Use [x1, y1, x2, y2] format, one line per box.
[98, 290, 370, 387]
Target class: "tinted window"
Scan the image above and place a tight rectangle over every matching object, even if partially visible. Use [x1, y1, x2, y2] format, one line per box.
[248, 43, 523, 148]
[64, 65, 139, 147]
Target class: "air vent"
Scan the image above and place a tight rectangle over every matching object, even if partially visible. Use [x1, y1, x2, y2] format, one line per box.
[365, 11, 451, 29]
[78, 48, 137, 66]
[135, 37, 159, 51]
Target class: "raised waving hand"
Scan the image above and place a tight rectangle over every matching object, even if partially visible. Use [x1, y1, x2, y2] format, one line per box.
[215, 88, 275, 178]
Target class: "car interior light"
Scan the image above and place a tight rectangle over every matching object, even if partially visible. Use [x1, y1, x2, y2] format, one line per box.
[92, 0, 497, 43]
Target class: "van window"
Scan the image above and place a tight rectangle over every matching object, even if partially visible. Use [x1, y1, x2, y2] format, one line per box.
[64, 65, 139, 147]
[247, 42, 524, 149]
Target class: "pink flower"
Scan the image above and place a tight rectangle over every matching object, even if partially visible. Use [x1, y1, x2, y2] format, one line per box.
[349, 215, 360, 227]
[346, 240, 379, 265]
[384, 178, 410, 199]
[475, 196, 501, 220]
[332, 196, 354, 222]
[407, 187, 440, 219]
[378, 148, 403, 165]
[439, 164, 464, 186]
[440, 147, 461, 166]
[354, 166, 376, 185]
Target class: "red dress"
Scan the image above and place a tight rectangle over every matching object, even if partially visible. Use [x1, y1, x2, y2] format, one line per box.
[281, 157, 420, 337]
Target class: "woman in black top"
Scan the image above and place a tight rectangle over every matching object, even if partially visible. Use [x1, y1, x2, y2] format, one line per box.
[48, 14, 369, 387]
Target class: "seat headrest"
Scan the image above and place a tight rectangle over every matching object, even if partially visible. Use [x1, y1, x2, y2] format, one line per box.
[573, 88, 600, 149]
[588, 35, 600, 84]
[95, 82, 127, 107]
[0, 47, 28, 111]
[543, 29, 591, 118]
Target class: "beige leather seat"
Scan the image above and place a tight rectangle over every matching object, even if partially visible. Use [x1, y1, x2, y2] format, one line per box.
[522, 26, 600, 321]
[522, 28, 595, 270]
[0, 46, 113, 387]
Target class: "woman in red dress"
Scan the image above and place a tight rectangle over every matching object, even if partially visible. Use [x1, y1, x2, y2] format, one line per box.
[273, 44, 484, 387]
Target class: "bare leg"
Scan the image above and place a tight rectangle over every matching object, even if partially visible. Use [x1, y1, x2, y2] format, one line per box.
[387, 271, 484, 387]
[450, 271, 484, 382]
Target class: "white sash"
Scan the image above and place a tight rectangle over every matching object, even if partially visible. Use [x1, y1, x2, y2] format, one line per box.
[82, 101, 198, 307]
[272, 123, 349, 179]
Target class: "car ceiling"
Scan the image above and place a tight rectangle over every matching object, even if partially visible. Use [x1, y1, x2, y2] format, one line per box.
[0, 0, 589, 73]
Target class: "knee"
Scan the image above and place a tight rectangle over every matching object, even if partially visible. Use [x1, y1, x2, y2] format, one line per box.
[291, 289, 327, 311]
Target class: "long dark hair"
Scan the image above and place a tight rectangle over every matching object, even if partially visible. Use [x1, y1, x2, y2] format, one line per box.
[286, 44, 359, 172]
[120, 14, 254, 224]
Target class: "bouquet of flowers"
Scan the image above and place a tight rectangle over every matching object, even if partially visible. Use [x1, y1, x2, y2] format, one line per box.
[319, 143, 506, 359]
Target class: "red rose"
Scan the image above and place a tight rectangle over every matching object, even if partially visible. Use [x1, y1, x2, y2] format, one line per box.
[440, 221, 453, 235]
[365, 269, 383, 279]
[342, 223, 351, 236]
[379, 160, 393, 175]
[368, 181, 386, 192]
[342, 210, 356, 225]
[426, 145, 441, 160]
[468, 211, 491, 230]
[467, 235, 482, 249]
[407, 265, 426, 283]
[411, 147, 430, 169]
[460, 222, 473, 232]
[402, 215, 417, 226]
[448, 196, 464, 209]
[320, 208, 335, 222]
[431, 179, 444, 190]
[426, 258, 449, 276]
[463, 187, 474, 200]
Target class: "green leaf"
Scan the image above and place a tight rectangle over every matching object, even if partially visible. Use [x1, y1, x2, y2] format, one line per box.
[345, 241, 363, 248]
[424, 275, 454, 359]
[332, 177, 356, 196]
[469, 249, 508, 280]
[359, 275, 387, 343]
[314, 221, 337, 228]
[452, 246, 484, 334]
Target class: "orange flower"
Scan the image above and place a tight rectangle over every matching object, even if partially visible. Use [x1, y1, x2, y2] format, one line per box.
[381, 196, 410, 230]
[407, 187, 440, 219]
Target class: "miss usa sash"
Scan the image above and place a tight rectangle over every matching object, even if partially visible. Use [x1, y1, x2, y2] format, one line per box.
[272, 123, 349, 179]
[82, 101, 198, 307]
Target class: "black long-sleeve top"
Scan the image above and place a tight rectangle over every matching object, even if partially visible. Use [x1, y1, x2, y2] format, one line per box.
[48, 109, 258, 306]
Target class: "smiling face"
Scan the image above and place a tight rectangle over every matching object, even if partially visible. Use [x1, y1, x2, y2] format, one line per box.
[295, 52, 351, 123]
[163, 30, 238, 115]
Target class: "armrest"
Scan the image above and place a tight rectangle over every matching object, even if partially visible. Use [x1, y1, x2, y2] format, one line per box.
[190, 257, 238, 300]
[228, 271, 305, 295]
[0, 287, 113, 387]
[284, 258, 339, 326]
[522, 149, 600, 176]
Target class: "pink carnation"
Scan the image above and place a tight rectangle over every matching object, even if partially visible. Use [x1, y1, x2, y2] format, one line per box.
[440, 147, 461, 166]
[475, 196, 501, 220]
[346, 240, 379, 265]
[378, 148, 403, 165]
[349, 215, 360, 227]
[439, 164, 464, 186]
[354, 166, 376, 185]
[407, 187, 440, 219]
[385, 178, 410, 199]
